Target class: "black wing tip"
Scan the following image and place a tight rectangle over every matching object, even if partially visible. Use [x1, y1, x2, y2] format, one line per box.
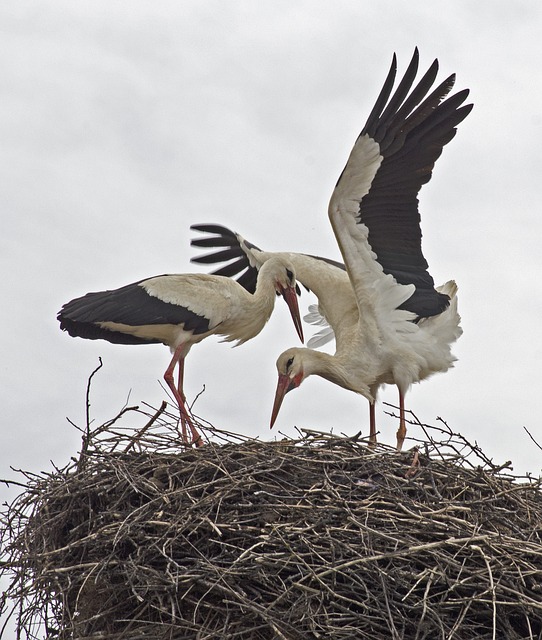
[461, 102, 474, 117]
[190, 223, 237, 236]
[395, 286, 450, 318]
[409, 47, 440, 73]
[453, 88, 473, 113]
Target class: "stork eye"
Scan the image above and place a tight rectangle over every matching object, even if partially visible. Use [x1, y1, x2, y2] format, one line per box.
[286, 269, 294, 284]
[286, 356, 294, 369]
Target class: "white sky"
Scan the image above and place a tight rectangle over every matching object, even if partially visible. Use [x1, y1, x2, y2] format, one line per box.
[2, 0, 542, 513]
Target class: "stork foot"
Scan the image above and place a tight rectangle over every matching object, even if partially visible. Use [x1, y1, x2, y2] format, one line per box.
[185, 417, 204, 448]
[396, 422, 406, 451]
[179, 408, 204, 448]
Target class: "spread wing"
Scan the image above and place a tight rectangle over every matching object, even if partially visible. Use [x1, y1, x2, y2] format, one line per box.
[190, 224, 262, 294]
[329, 48, 473, 319]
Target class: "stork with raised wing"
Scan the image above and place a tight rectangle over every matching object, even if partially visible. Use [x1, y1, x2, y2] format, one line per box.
[58, 257, 304, 446]
[191, 49, 471, 449]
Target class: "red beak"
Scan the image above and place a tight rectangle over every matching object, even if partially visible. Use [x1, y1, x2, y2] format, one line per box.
[270, 372, 300, 429]
[280, 285, 304, 343]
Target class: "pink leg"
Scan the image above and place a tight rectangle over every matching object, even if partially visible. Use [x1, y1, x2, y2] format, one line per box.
[164, 344, 203, 447]
[396, 389, 406, 451]
[177, 357, 186, 403]
[369, 401, 377, 446]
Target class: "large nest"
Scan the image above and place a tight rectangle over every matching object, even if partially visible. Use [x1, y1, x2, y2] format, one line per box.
[2, 399, 542, 639]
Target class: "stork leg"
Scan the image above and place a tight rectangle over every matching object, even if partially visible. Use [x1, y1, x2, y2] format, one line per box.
[368, 401, 377, 446]
[176, 357, 191, 441]
[175, 357, 202, 446]
[396, 390, 406, 451]
[177, 357, 186, 404]
[164, 343, 203, 447]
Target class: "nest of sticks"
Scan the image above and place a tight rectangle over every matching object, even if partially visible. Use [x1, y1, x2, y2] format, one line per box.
[2, 398, 542, 639]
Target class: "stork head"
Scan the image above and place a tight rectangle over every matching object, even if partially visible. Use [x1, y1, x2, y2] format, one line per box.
[270, 348, 306, 428]
[262, 258, 304, 343]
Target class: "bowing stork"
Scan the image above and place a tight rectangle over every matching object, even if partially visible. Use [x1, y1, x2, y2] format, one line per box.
[58, 257, 304, 446]
[191, 49, 471, 449]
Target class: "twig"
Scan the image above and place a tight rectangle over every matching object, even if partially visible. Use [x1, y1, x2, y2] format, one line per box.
[85, 357, 103, 434]
[472, 544, 497, 640]
[524, 426, 542, 452]
[78, 358, 104, 468]
[123, 401, 168, 453]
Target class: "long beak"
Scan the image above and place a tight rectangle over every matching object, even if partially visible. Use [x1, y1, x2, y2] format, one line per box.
[280, 285, 304, 343]
[270, 373, 296, 429]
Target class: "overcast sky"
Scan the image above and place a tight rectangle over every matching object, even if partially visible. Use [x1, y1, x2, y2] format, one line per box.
[2, 0, 542, 517]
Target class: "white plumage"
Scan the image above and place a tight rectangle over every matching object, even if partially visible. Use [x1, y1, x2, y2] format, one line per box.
[191, 49, 472, 449]
[58, 257, 304, 446]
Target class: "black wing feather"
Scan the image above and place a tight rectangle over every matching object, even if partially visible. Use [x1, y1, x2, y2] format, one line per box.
[361, 54, 398, 138]
[192, 247, 244, 264]
[190, 223, 239, 238]
[371, 51, 423, 141]
[191, 236, 240, 249]
[210, 257, 251, 278]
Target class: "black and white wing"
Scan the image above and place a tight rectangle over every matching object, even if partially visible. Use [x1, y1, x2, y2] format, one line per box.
[58, 277, 213, 345]
[329, 48, 473, 319]
[190, 224, 263, 294]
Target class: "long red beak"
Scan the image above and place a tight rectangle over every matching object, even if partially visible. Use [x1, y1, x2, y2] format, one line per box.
[280, 285, 304, 343]
[270, 372, 299, 429]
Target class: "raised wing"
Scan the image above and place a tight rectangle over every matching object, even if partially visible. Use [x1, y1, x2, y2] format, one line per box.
[191, 224, 344, 296]
[329, 48, 473, 318]
[190, 224, 262, 293]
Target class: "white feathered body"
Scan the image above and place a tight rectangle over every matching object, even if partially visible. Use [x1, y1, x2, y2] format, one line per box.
[237, 242, 461, 403]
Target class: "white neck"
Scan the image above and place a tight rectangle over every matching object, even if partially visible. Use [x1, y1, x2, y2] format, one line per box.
[300, 348, 374, 401]
[222, 259, 281, 344]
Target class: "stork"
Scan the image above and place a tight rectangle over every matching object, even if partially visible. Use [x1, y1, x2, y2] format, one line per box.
[58, 257, 304, 446]
[191, 49, 471, 449]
